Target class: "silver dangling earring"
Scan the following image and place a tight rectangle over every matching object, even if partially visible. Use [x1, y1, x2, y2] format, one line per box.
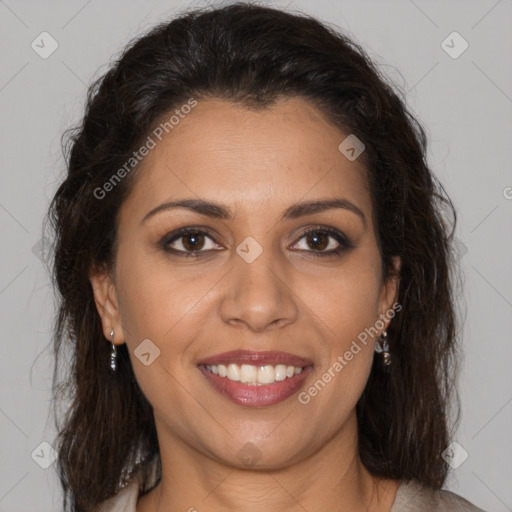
[375, 330, 392, 368]
[110, 329, 117, 373]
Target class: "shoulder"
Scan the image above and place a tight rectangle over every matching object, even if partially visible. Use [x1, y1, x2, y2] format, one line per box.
[391, 479, 487, 512]
[89, 456, 160, 512]
[89, 479, 140, 512]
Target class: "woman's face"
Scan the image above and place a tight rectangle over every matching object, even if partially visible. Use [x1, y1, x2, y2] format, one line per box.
[91, 97, 400, 469]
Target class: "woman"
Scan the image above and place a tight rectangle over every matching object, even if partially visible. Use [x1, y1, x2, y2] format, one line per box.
[47, 3, 486, 511]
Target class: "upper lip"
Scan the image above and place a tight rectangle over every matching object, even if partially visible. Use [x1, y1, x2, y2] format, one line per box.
[197, 350, 313, 368]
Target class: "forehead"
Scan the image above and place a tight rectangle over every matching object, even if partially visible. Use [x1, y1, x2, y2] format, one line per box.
[121, 97, 372, 223]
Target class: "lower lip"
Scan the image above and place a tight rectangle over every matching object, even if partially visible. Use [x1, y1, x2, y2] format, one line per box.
[198, 365, 313, 407]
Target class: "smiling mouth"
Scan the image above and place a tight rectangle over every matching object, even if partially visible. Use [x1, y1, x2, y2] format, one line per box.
[196, 349, 314, 406]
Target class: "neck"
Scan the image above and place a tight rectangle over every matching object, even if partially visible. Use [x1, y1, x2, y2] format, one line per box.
[137, 412, 399, 512]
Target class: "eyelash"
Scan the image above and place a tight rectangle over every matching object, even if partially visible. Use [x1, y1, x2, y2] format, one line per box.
[160, 225, 352, 258]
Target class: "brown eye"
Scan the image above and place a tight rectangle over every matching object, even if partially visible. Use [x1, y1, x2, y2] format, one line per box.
[162, 227, 223, 256]
[182, 232, 206, 251]
[305, 231, 329, 251]
[291, 227, 352, 257]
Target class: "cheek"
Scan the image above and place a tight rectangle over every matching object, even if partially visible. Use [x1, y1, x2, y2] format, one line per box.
[308, 259, 383, 343]
[299, 275, 380, 431]
[300, 253, 382, 403]
[115, 246, 195, 339]
[114, 247, 220, 380]
[113, 249, 209, 419]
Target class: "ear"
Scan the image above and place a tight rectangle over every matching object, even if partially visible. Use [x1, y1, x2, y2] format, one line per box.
[377, 255, 401, 333]
[89, 264, 126, 345]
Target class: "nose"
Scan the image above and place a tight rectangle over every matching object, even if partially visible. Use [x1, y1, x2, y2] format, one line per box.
[219, 247, 299, 333]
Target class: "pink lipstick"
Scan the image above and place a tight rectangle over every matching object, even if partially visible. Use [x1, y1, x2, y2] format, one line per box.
[197, 350, 313, 407]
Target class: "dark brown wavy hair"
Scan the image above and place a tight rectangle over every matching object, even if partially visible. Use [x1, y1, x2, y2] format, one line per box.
[46, 2, 462, 511]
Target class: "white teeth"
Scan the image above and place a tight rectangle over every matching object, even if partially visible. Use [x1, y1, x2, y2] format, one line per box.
[257, 365, 275, 384]
[240, 364, 257, 383]
[205, 363, 304, 385]
[275, 364, 287, 381]
[227, 363, 241, 381]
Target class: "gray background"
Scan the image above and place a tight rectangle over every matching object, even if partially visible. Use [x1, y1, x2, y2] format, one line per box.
[0, 0, 511, 510]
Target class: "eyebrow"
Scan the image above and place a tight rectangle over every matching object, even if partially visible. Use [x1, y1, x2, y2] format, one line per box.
[141, 197, 366, 227]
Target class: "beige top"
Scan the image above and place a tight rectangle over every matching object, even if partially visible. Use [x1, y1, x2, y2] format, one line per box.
[93, 458, 487, 512]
